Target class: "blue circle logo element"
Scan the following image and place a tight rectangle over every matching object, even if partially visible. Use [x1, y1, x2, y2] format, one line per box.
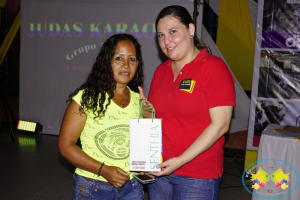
[242, 159, 299, 199]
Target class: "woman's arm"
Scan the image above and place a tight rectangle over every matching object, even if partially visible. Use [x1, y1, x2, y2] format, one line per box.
[149, 105, 233, 176]
[57, 100, 129, 187]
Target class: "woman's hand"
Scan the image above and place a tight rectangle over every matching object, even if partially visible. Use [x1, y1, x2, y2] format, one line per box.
[138, 86, 153, 118]
[148, 157, 183, 177]
[101, 165, 130, 188]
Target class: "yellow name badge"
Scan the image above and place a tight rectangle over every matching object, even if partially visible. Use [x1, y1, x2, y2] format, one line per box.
[178, 78, 196, 93]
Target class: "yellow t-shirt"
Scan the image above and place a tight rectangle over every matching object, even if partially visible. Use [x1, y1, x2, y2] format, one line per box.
[72, 88, 140, 182]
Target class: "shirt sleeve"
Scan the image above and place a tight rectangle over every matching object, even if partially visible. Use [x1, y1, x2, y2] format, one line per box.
[148, 67, 159, 102]
[202, 58, 236, 108]
[72, 90, 84, 105]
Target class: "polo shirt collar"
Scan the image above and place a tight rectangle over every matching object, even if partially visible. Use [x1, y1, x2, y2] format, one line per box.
[163, 49, 210, 70]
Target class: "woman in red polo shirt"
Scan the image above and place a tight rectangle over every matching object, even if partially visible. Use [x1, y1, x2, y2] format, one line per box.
[140, 5, 236, 200]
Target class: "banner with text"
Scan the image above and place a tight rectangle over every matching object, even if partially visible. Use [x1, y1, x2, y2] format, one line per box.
[247, 0, 300, 150]
[20, 0, 196, 135]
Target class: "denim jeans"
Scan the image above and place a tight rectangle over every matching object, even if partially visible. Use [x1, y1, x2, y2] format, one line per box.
[148, 174, 221, 200]
[72, 174, 144, 200]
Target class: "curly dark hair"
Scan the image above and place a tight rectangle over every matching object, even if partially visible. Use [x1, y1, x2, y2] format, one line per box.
[155, 5, 211, 53]
[67, 33, 144, 119]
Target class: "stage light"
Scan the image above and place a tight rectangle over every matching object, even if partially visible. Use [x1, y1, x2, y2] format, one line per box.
[17, 120, 43, 133]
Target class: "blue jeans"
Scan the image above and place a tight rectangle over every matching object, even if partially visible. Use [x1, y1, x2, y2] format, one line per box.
[72, 174, 144, 200]
[148, 174, 221, 200]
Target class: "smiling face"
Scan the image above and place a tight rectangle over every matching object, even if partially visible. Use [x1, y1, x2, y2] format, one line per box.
[111, 40, 138, 86]
[156, 15, 195, 62]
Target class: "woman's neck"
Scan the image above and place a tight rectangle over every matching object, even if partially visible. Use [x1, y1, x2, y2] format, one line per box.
[172, 47, 200, 80]
[173, 47, 199, 68]
[112, 85, 130, 108]
[114, 84, 128, 95]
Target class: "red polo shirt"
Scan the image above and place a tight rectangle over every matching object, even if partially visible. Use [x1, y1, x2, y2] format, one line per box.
[148, 49, 236, 179]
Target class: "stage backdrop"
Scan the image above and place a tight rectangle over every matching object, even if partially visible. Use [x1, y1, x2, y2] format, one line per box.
[20, 0, 249, 135]
[20, 0, 202, 135]
[247, 0, 300, 150]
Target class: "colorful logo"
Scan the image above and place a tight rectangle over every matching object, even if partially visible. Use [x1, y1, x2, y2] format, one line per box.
[131, 166, 145, 170]
[242, 159, 299, 199]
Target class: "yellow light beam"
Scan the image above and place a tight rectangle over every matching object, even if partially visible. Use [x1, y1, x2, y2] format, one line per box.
[0, 11, 20, 65]
[0, 0, 7, 8]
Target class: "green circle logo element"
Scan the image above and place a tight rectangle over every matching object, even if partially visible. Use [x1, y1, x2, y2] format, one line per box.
[94, 125, 130, 160]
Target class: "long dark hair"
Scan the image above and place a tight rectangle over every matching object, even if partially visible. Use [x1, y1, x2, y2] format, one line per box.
[67, 34, 144, 119]
[155, 5, 211, 53]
